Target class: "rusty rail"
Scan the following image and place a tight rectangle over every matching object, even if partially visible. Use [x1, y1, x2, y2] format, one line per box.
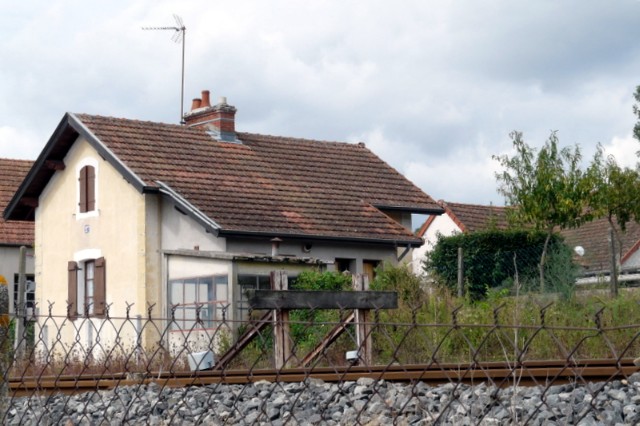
[8, 358, 638, 398]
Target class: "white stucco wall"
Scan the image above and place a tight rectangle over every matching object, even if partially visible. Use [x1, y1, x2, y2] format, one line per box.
[411, 214, 462, 275]
[160, 201, 226, 252]
[35, 137, 148, 351]
[623, 249, 640, 270]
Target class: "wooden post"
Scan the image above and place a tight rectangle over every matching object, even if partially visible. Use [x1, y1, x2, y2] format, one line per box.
[0, 275, 8, 330]
[271, 270, 291, 369]
[609, 227, 619, 298]
[457, 247, 464, 297]
[353, 273, 372, 366]
[14, 246, 27, 359]
[0, 274, 9, 411]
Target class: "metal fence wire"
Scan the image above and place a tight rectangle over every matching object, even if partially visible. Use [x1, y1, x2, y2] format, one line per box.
[2, 300, 640, 425]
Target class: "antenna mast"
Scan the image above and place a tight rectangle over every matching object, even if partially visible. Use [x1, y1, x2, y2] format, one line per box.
[143, 15, 186, 123]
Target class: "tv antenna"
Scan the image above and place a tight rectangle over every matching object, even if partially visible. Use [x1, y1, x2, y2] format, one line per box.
[143, 14, 186, 123]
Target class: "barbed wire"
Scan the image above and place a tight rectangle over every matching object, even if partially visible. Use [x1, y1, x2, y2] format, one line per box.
[2, 300, 640, 424]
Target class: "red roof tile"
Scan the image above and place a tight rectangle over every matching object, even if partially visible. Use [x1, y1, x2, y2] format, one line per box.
[0, 158, 34, 245]
[560, 218, 640, 273]
[436, 201, 509, 234]
[67, 114, 441, 243]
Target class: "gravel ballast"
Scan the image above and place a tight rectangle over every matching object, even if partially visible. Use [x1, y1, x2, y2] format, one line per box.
[6, 374, 640, 425]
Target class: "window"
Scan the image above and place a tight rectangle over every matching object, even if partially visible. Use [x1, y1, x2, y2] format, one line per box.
[237, 274, 271, 315]
[78, 164, 96, 213]
[335, 258, 355, 274]
[68, 257, 106, 319]
[84, 260, 95, 314]
[169, 275, 228, 330]
[363, 260, 380, 283]
[13, 274, 35, 314]
[237, 273, 299, 315]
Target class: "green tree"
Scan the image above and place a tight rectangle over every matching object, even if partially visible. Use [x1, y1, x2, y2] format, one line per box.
[587, 145, 640, 296]
[493, 131, 591, 292]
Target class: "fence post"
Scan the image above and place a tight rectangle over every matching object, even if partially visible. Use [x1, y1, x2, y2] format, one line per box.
[14, 246, 27, 359]
[609, 227, 618, 298]
[271, 270, 291, 369]
[0, 274, 9, 416]
[136, 314, 143, 365]
[457, 247, 464, 297]
[353, 274, 372, 366]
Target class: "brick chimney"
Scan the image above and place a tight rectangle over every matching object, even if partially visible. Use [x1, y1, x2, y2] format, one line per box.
[184, 90, 239, 142]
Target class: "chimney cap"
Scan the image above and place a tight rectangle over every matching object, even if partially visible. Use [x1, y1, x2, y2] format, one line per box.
[201, 90, 211, 108]
[190, 98, 202, 111]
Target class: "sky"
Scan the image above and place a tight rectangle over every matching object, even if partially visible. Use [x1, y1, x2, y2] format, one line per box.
[1, 0, 640, 207]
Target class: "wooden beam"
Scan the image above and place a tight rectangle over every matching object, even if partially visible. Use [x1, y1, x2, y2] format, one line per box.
[300, 312, 355, 367]
[247, 289, 397, 310]
[45, 160, 65, 171]
[21, 197, 38, 208]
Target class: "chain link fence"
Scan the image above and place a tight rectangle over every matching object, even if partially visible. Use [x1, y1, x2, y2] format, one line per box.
[2, 297, 640, 425]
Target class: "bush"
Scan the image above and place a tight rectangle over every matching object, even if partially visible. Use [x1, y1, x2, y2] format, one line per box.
[290, 270, 352, 355]
[424, 230, 577, 301]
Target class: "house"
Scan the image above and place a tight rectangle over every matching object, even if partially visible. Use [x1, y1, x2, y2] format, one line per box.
[0, 158, 35, 313]
[412, 201, 508, 275]
[413, 199, 640, 286]
[4, 90, 443, 351]
[560, 218, 640, 284]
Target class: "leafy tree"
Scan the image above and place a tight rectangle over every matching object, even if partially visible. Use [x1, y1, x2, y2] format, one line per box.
[493, 131, 592, 292]
[587, 145, 640, 296]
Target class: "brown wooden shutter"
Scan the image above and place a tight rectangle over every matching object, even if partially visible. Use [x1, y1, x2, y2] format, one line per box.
[79, 166, 87, 213]
[94, 257, 106, 317]
[86, 166, 96, 211]
[67, 261, 78, 319]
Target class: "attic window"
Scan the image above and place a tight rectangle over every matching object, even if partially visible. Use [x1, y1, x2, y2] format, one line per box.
[76, 158, 99, 218]
[79, 165, 96, 213]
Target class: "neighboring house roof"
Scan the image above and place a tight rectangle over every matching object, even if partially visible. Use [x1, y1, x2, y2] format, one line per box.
[560, 218, 640, 274]
[417, 200, 508, 237]
[5, 112, 442, 245]
[0, 158, 34, 246]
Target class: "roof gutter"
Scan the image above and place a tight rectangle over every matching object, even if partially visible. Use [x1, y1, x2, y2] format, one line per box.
[217, 229, 423, 247]
[374, 204, 445, 215]
[155, 180, 221, 236]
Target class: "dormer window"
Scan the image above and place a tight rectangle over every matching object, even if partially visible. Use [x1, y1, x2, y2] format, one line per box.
[76, 158, 98, 218]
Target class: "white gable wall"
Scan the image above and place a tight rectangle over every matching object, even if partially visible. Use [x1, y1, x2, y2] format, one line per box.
[411, 213, 462, 275]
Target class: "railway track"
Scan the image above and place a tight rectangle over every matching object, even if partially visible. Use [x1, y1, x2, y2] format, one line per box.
[8, 358, 639, 398]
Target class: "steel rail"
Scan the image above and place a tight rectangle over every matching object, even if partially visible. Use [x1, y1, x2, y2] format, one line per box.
[8, 358, 638, 398]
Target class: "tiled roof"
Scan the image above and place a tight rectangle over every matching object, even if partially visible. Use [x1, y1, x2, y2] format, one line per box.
[560, 218, 640, 273]
[440, 201, 509, 233]
[71, 114, 441, 243]
[0, 158, 34, 245]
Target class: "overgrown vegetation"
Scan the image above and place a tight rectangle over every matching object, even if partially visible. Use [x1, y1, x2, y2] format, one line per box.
[369, 265, 640, 365]
[289, 270, 352, 353]
[229, 265, 640, 368]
